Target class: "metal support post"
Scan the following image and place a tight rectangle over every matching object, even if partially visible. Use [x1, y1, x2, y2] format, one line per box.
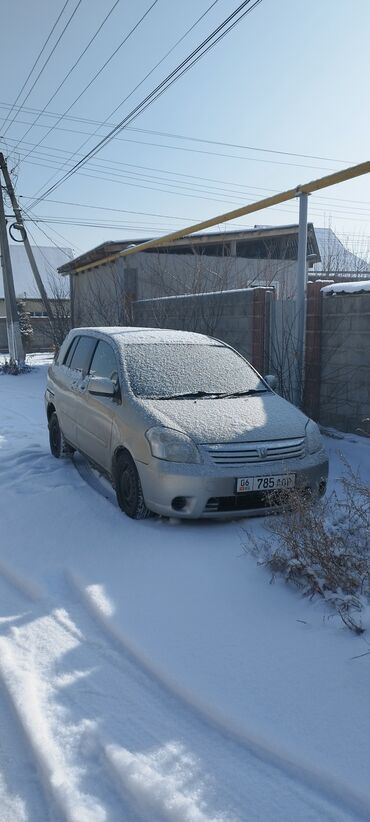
[0, 179, 24, 362]
[295, 192, 308, 407]
[0, 153, 55, 326]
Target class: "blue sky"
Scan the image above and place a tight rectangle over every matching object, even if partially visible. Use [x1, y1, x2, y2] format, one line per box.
[0, 0, 369, 258]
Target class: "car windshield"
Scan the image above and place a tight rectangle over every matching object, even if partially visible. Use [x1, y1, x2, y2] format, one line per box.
[124, 343, 268, 399]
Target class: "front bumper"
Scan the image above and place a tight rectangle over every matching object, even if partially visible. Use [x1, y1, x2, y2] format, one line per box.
[137, 448, 329, 519]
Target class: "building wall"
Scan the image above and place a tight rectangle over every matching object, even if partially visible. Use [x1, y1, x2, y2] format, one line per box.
[0, 297, 70, 353]
[0, 317, 54, 353]
[318, 292, 370, 433]
[71, 252, 298, 327]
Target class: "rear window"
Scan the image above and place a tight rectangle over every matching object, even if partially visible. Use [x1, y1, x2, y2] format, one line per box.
[63, 336, 80, 367]
[69, 336, 97, 373]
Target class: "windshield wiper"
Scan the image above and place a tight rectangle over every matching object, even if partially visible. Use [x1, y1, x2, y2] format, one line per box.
[146, 390, 222, 400]
[215, 388, 269, 398]
[145, 388, 268, 400]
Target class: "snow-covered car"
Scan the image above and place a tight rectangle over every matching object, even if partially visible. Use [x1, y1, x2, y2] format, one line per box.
[45, 327, 328, 519]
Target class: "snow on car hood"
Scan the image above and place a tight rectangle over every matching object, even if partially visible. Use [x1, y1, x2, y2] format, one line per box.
[140, 393, 308, 444]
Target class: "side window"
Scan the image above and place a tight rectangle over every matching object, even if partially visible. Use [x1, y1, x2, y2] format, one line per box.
[69, 336, 97, 374]
[63, 336, 80, 367]
[89, 340, 119, 384]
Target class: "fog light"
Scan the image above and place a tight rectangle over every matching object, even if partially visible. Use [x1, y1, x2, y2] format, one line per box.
[172, 496, 187, 511]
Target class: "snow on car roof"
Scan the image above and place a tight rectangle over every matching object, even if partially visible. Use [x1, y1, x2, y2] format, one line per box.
[75, 326, 219, 345]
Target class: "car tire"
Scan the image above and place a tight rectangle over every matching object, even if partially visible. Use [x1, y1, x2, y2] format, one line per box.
[49, 412, 75, 458]
[115, 450, 151, 519]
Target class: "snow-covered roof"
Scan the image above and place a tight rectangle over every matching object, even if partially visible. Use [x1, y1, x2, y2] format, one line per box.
[314, 228, 369, 273]
[75, 326, 218, 345]
[0, 244, 72, 299]
[321, 280, 370, 295]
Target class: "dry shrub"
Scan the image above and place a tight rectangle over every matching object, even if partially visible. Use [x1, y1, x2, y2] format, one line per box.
[0, 359, 31, 375]
[245, 464, 370, 633]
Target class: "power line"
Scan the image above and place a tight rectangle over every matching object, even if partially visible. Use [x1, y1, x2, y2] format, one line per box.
[20, 196, 196, 222]
[125, 126, 353, 165]
[0, 100, 358, 170]
[0, 1, 71, 133]
[4, 128, 339, 180]
[30, 0, 263, 206]
[14, 0, 159, 171]
[3, 0, 84, 138]
[23, 0, 222, 196]
[21, 205, 80, 255]
[12, 141, 370, 217]
[10, 0, 121, 156]
[17, 154, 370, 221]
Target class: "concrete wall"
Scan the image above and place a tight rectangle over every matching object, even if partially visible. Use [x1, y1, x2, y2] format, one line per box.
[318, 291, 370, 433]
[133, 288, 260, 365]
[0, 317, 54, 353]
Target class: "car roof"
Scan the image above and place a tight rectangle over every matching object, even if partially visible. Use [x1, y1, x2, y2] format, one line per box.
[72, 326, 219, 346]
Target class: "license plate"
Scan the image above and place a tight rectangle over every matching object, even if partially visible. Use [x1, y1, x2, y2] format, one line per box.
[236, 474, 296, 493]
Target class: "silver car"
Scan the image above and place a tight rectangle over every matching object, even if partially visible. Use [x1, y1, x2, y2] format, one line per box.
[45, 327, 328, 519]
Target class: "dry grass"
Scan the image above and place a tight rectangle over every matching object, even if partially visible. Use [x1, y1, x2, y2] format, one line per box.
[244, 465, 370, 633]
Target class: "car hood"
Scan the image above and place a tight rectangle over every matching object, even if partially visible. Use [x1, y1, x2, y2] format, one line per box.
[139, 393, 308, 444]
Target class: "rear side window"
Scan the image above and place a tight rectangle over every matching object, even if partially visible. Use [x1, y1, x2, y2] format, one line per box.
[89, 340, 119, 382]
[63, 336, 80, 367]
[69, 336, 97, 373]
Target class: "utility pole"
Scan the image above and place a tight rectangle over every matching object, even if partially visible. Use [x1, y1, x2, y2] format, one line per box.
[0, 152, 55, 326]
[0, 176, 24, 362]
[295, 192, 308, 407]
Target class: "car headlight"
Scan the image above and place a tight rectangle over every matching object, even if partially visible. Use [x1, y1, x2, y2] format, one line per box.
[305, 419, 323, 454]
[146, 426, 202, 464]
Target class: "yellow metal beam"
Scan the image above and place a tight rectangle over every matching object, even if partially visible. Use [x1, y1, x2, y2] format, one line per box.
[72, 161, 370, 274]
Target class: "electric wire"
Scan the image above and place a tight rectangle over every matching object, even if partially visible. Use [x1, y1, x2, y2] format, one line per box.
[10, 141, 370, 218]
[14, 0, 159, 172]
[0, 100, 358, 170]
[30, 0, 263, 206]
[21, 204, 80, 255]
[22, 0, 222, 196]
[10, 0, 121, 156]
[0, 1, 71, 133]
[3, 0, 84, 138]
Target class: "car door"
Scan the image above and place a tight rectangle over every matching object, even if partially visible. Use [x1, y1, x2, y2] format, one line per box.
[62, 335, 97, 446]
[76, 339, 118, 471]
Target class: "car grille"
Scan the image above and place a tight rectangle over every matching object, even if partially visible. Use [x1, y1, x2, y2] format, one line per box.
[204, 493, 279, 513]
[203, 437, 305, 466]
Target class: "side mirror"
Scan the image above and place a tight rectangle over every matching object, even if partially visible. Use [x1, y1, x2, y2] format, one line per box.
[264, 374, 278, 390]
[88, 376, 116, 396]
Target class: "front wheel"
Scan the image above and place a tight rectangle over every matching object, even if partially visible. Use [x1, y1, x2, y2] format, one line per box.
[115, 451, 151, 519]
[49, 412, 75, 458]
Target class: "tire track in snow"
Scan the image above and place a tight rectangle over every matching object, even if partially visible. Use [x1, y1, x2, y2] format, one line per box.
[0, 559, 44, 602]
[72, 454, 118, 506]
[0, 568, 120, 822]
[67, 568, 370, 822]
[0, 677, 52, 822]
[0, 558, 365, 821]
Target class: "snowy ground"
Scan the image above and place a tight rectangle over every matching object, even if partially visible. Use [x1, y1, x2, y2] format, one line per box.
[0, 353, 369, 822]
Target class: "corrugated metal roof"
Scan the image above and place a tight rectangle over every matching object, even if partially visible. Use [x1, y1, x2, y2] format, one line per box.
[58, 224, 320, 274]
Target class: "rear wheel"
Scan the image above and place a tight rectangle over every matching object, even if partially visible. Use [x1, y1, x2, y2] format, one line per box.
[49, 412, 75, 458]
[115, 451, 151, 519]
